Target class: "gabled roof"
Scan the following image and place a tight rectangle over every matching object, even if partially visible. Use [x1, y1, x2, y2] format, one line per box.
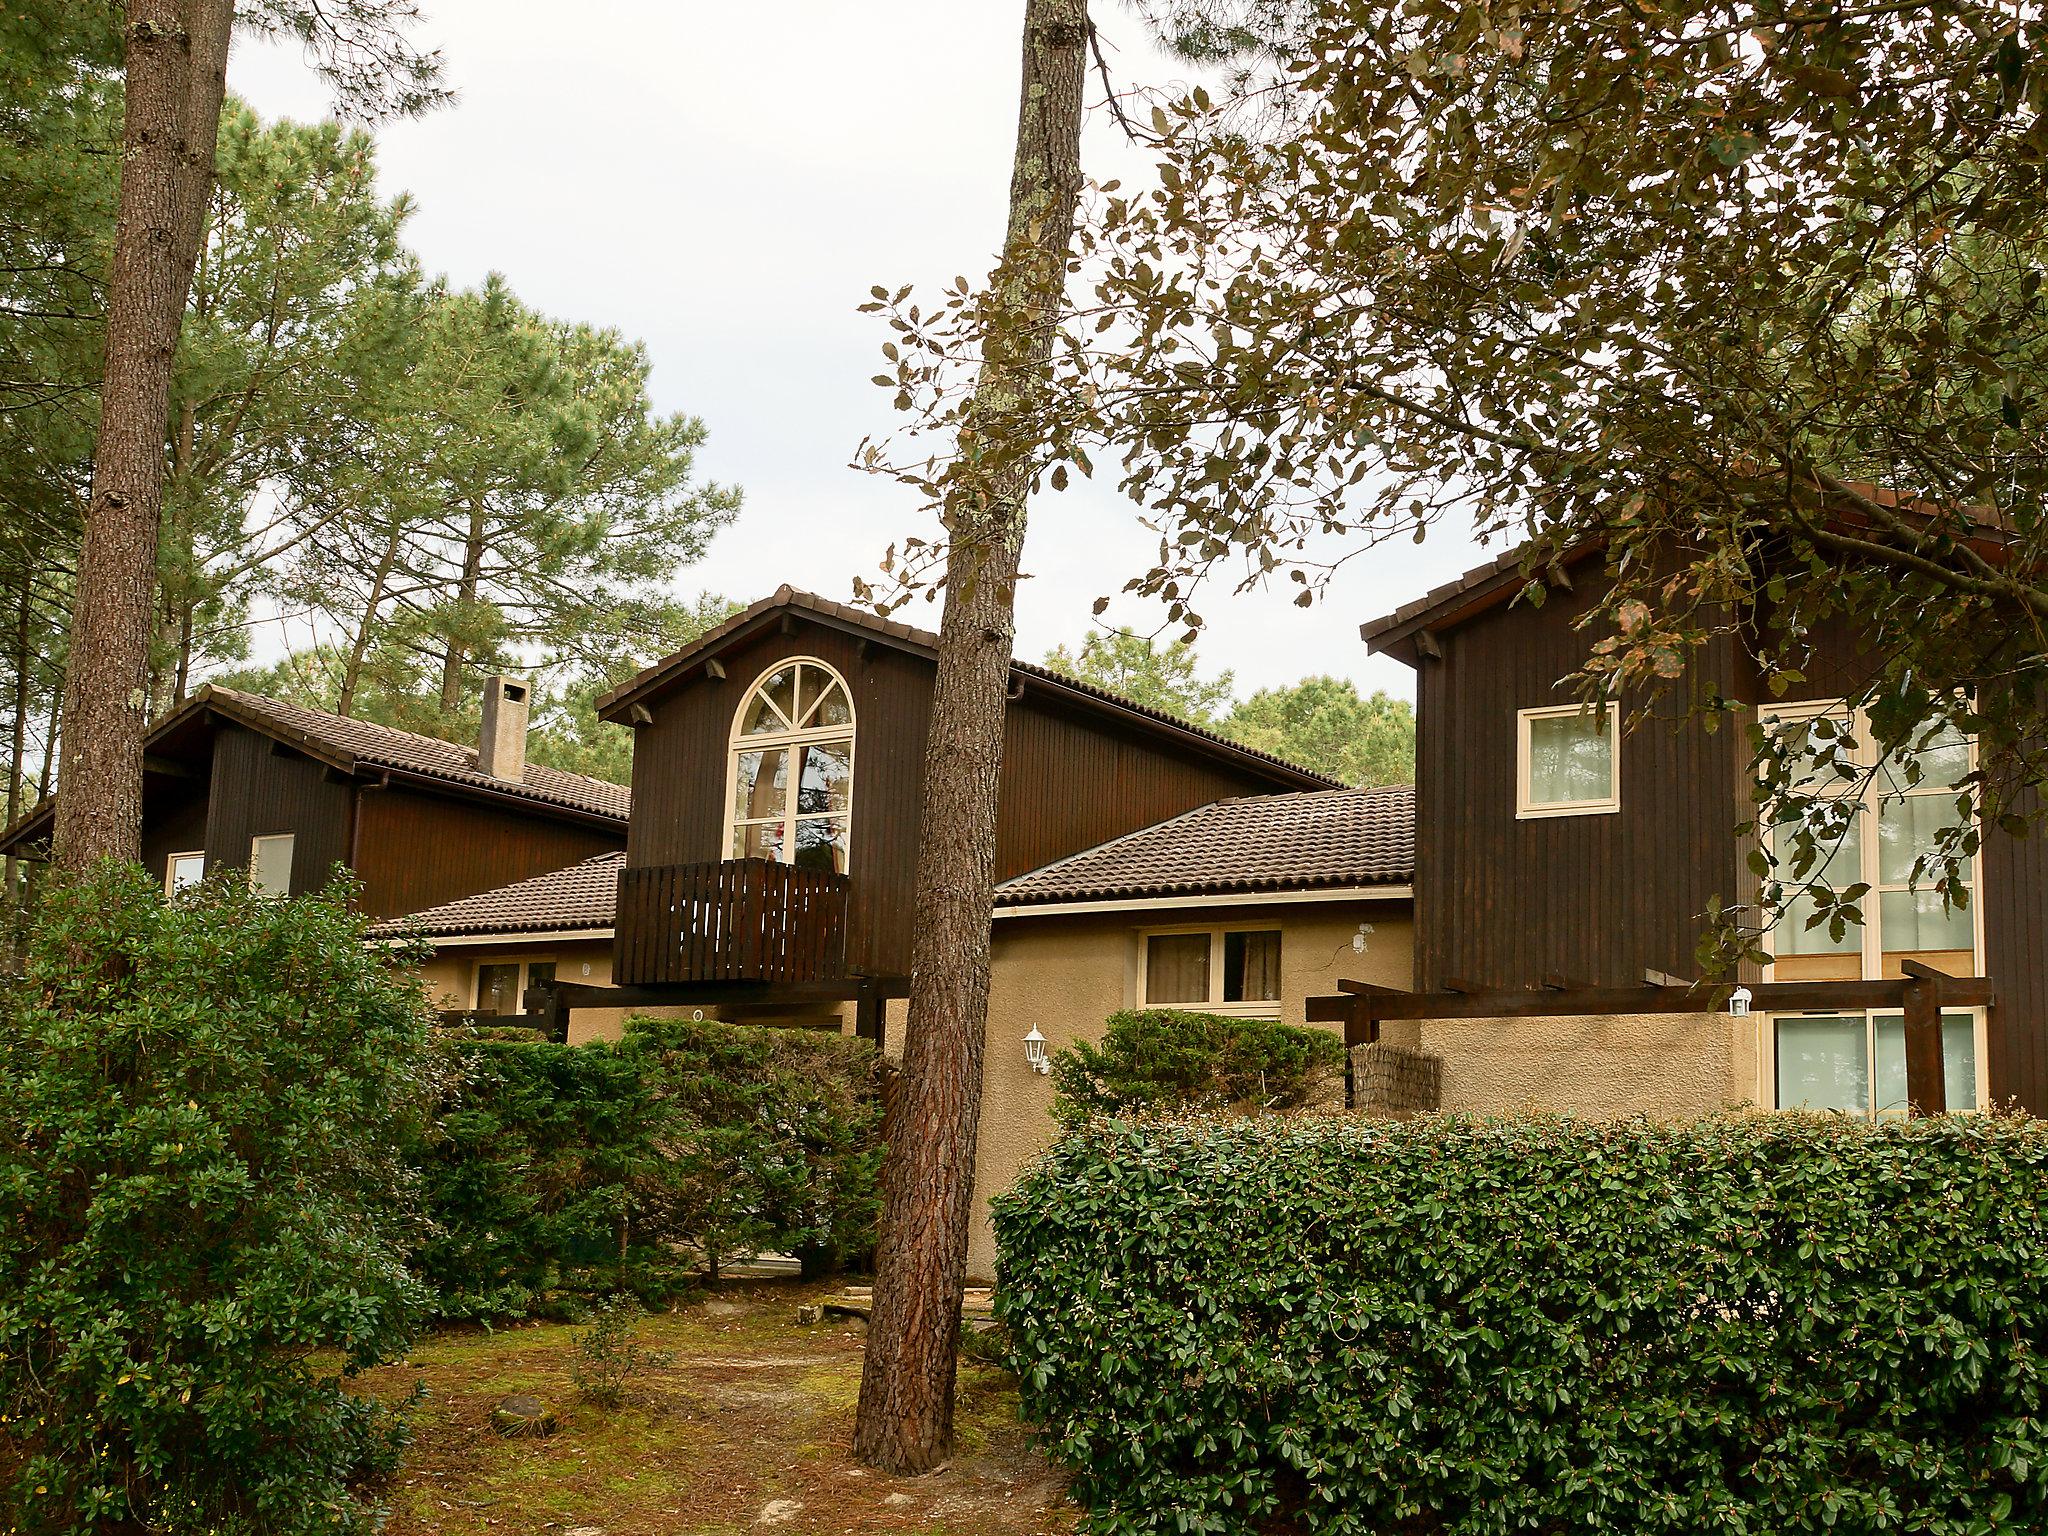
[368, 850, 624, 940]
[1360, 544, 1598, 663]
[995, 784, 1414, 908]
[596, 585, 1339, 790]
[0, 685, 629, 855]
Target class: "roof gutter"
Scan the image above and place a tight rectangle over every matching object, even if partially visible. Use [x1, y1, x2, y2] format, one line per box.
[992, 883, 1413, 918]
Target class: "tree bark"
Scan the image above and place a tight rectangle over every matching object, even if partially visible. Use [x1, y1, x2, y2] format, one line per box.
[852, 0, 1088, 1475]
[51, 0, 233, 873]
[439, 500, 488, 714]
[338, 524, 404, 716]
[5, 564, 32, 961]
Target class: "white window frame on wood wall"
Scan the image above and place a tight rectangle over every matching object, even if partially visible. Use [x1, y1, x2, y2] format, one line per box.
[1136, 923, 1285, 1019]
[248, 833, 294, 897]
[1756, 1004, 1990, 1116]
[164, 850, 205, 894]
[722, 655, 857, 875]
[1515, 701, 1622, 819]
[1758, 699, 1985, 983]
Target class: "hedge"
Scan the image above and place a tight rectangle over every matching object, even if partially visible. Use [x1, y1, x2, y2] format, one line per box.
[1050, 1008, 1345, 1119]
[995, 1112, 2048, 1535]
[421, 1014, 881, 1318]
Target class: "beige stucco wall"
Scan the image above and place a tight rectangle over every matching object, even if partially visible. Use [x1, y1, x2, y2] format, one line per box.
[1395, 1011, 1761, 1120]
[409, 939, 665, 1044]
[968, 898, 1414, 1281]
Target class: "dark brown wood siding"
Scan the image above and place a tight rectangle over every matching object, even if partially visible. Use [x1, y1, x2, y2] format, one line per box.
[139, 775, 210, 887]
[624, 614, 1314, 977]
[350, 785, 623, 920]
[1415, 580, 1751, 995]
[201, 723, 352, 898]
[1417, 587, 2048, 1112]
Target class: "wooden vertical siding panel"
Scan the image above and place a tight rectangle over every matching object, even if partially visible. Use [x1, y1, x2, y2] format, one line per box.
[202, 724, 352, 899]
[350, 785, 622, 920]
[615, 612, 1320, 983]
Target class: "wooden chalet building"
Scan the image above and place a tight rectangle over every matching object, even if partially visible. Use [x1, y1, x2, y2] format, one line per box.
[539, 584, 1340, 1036]
[1356, 544, 2048, 1118]
[0, 680, 628, 922]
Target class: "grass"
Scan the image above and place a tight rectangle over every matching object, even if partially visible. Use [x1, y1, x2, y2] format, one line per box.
[351, 1280, 1071, 1536]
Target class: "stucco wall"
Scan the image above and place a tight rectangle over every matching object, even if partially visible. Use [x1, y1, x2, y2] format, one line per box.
[408, 939, 648, 1044]
[1400, 1011, 1761, 1119]
[969, 898, 1414, 1281]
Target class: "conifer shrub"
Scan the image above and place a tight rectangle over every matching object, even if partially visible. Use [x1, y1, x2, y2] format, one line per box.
[0, 866, 441, 1535]
[996, 1112, 2048, 1535]
[1050, 1008, 1344, 1119]
[422, 1015, 881, 1316]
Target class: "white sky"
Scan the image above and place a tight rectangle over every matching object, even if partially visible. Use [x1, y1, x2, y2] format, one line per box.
[227, 2, 1491, 703]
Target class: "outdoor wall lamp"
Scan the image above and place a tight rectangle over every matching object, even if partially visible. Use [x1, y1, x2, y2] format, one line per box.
[1024, 1025, 1051, 1076]
[1728, 985, 1753, 1018]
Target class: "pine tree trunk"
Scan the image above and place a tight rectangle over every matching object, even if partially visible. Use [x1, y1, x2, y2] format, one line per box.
[338, 525, 404, 716]
[51, 0, 233, 873]
[852, 0, 1087, 1475]
[439, 501, 487, 714]
[5, 565, 32, 962]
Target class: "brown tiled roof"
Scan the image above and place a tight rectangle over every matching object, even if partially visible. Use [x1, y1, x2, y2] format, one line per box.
[595, 585, 1340, 790]
[199, 687, 630, 822]
[0, 685, 629, 856]
[995, 785, 1414, 907]
[368, 851, 624, 940]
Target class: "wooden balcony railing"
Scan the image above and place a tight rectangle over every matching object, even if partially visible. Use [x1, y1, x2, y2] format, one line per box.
[613, 858, 850, 987]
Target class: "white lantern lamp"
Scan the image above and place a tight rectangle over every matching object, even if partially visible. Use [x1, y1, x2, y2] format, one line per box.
[1728, 985, 1753, 1018]
[1023, 1025, 1051, 1075]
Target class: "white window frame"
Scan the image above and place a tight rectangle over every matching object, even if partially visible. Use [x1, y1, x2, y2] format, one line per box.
[248, 833, 294, 897]
[1136, 923, 1285, 1019]
[1759, 699, 1985, 982]
[472, 956, 556, 1015]
[1757, 1005, 1990, 1116]
[723, 656, 856, 874]
[164, 850, 205, 894]
[1515, 702, 1622, 819]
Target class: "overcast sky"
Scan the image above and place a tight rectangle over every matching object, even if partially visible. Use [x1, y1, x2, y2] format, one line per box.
[227, 3, 1492, 702]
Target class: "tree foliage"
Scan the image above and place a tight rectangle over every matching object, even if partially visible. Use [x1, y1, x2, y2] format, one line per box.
[0, 864, 441, 1534]
[999, 1111, 2048, 1533]
[875, 0, 2048, 963]
[1222, 675, 1413, 785]
[1043, 628, 1234, 723]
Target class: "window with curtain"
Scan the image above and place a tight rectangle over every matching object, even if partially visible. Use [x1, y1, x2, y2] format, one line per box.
[1143, 929, 1283, 1012]
[475, 962, 520, 1014]
[248, 834, 294, 897]
[1774, 1010, 1979, 1117]
[728, 659, 855, 874]
[1517, 703, 1620, 816]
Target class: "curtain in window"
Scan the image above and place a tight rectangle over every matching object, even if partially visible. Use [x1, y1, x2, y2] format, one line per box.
[1225, 930, 1282, 1003]
[1526, 712, 1614, 804]
[1146, 934, 1210, 1004]
[476, 963, 520, 1015]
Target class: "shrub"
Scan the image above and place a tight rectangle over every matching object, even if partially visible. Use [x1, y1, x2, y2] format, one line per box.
[0, 865, 441, 1536]
[1049, 1008, 1344, 1119]
[421, 1015, 881, 1316]
[996, 1112, 2048, 1535]
[570, 1293, 672, 1409]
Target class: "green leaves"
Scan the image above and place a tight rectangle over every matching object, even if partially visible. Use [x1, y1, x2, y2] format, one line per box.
[1050, 1009, 1346, 1120]
[996, 1113, 2048, 1534]
[0, 864, 441, 1534]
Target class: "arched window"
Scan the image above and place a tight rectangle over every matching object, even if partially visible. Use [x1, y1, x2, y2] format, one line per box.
[728, 657, 854, 873]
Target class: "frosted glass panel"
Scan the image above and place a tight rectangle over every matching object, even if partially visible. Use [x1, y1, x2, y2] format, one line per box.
[1879, 889, 1973, 954]
[1881, 723, 1970, 793]
[1146, 934, 1211, 1005]
[1775, 1015, 1869, 1113]
[1873, 1012, 1978, 1117]
[249, 834, 293, 897]
[1878, 793, 1971, 884]
[167, 852, 205, 893]
[1525, 711, 1614, 805]
[1767, 709, 1858, 791]
[1774, 817, 1863, 956]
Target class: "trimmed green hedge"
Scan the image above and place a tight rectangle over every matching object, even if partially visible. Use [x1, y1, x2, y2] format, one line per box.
[1050, 1008, 1344, 1119]
[421, 1015, 880, 1318]
[995, 1113, 2048, 1534]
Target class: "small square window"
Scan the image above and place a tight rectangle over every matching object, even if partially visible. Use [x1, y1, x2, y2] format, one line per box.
[1517, 703, 1620, 817]
[248, 834, 294, 897]
[1142, 929, 1283, 1013]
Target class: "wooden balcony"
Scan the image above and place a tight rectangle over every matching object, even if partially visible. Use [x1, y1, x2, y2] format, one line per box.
[613, 858, 850, 987]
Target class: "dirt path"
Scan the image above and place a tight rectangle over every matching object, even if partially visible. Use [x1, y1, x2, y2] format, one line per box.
[352, 1280, 1075, 1536]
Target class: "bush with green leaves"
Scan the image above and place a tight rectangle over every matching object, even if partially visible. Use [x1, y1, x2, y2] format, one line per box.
[1049, 1008, 1344, 1120]
[0, 865, 441, 1535]
[996, 1112, 2048, 1535]
[422, 1015, 881, 1317]
[570, 1293, 672, 1409]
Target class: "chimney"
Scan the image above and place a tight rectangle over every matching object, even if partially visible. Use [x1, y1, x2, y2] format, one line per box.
[478, 675, 530, 783]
